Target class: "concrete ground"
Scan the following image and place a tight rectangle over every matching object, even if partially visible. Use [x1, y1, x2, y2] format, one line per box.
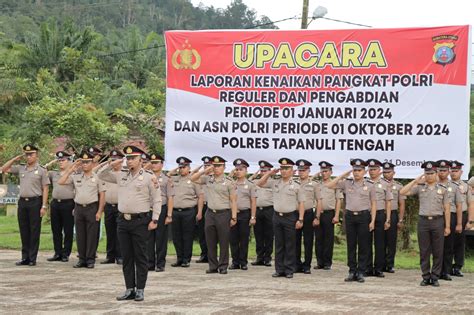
[0, 250, 473, 314]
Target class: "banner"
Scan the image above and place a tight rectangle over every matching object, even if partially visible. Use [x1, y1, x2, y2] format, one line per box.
[165, 26, 471, 178]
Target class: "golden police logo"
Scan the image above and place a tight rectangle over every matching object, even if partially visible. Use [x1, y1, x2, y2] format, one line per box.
[433, 42, 456, 65]
[126, 147, 133, 154]
[214, 157, 220, 163]
[151, 154, 156, 160]
[172, 40, 201, 70]
[281, 159, 287, 165]
[82, 153, 88, 159]
[25, 145, 31, 151]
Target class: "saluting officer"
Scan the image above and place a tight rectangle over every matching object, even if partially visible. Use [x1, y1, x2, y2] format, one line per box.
[314, 161, 342, 270]
[46, 151, 75, 262]
[148, 153, 174, 272]
[1, 144, 50, 266]
[249, 160, 275, 267]
[58, 150, 105, 268]
[449, 161, 473, 277]
[381, 162, 406, 273]
[191, 156, 237, 274]
[229, 158, 257, 271]
[257, 158, 305, 279]
[400, 161, 451, 287]
[325, 158, 376, 283]
[365, 159, 392, 278]
[295, 159, 322, 274]
[170, 157, 203, 268]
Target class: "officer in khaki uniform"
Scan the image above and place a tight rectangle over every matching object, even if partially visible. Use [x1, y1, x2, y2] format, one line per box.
[229, 158, 257, 270]
[58, 150, 105, 268]
[449, 161, 472, 277]
[191, 156, 237, 274]
[1, 144, 50, 266]
[194, 156, 212, 263]
[249, 160, 274, 267]
[257, 158, 305, 279]
[295, 159, 322, 274]
[400, 161, 451, 287]
[326, 158, 377, 283]
[365, 159, 393, 278]
[98, 145, 161, 302]
[381, 162, 406, 273]
[314, 161, 342, 270]
[170, 157, 203, 267]
[47, 151, 75, 262]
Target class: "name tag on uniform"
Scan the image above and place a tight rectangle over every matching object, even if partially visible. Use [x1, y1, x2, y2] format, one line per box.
[159, 178, 163, 182]
[222, 182, 226, 186]
[187, 180, 191, 184]
[447, 187, 452, 192]
[244, 185, 248, 189]
[308, 182, 313, 186]
[138, 175, 144, 181]
[437, 189, 443, 194]
[377, 184, 382, 189]
[363, 186, 368, 191]
[91, 178, 96, 182]
[34, 170, 39, 175]
[392, 185, 397, 190]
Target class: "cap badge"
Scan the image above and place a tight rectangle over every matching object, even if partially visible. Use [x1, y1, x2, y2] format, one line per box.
[427, 163, 432, 168]
[82, 154, 88, 159]
[281, 159, 287, 165]
[25, 145, 31, 151]
[214, 157, 219, 162]
[126, 147, 132, 154]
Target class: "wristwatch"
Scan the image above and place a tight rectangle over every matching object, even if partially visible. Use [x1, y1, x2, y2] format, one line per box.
[166, 215, 172, 219]
[315, 216, 320, 220]
[153, 219, 158, 224]
[385, 220, 391, 224]
[231, 217, 237, 221]
[297, 219, 303, 224]
[41, 205, 47, 209]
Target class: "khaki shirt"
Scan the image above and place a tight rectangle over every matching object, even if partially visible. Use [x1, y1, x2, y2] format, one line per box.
[10, 164, 49, 198]
[235, 179, 257, 210]
[172, 175, 202, 209]
[201, 175, 236, 211]
[98, 166, 162, 220]
[336, 179, 376, 212]
[451, 180, 470, 212]
[70, 173, 105, 205]
[443, 181, 462, 213]
[102, 176, 119, 205]
[410, 183, 449, 216]
[319, 180, 343, 211]
[253, 178, 273, 207]
[298, 178, 322, 210]
[154, 172, 174, 206]
[384, 179, 406, 211]
[263, 178, 305, 213]
[49, 170, 75, 200]
[370, 178, 393, 210]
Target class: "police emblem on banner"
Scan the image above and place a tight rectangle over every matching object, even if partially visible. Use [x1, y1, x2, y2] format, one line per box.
[172, 40, 201, 70]
[432, 42, 455, 65]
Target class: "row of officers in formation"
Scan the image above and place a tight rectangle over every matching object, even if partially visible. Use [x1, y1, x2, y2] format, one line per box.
[1, 144, 473, 302]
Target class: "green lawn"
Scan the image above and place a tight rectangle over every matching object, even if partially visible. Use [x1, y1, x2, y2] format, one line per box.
[0, 216, 472, 272]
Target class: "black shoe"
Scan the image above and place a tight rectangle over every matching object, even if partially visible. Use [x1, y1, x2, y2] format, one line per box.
[47, 255, 61, 262]
[181, 262, 190, 268]
[440, 274, 452, 281]
[323, 266, 331, 270]
[15, 259, 30, 266]
[285, 273, 294, 279]
[431, 279, 440, 287]
[206, 269, 218, 274]
[155, 267, 164, 272]
[116, 258, 123, 265]
[385, 267, 395, 273]
[86, 263, 95, 269]
[264, 261, 272, 267]
[148, 266, 155, 271]
[365, 270, 374, 277]
[251, 261, 264, 266]
[29, 261, 36, 266]
[295, 267, 304, 274]
[134, 289, 144, 301]
[313, 265, 324, 270]
[272, 272, 285, 278]
[100, 259, 115, 264]
[116, 289, 136, 301]
[303, 269, 311, 274]
[73, 262, 86, 268]
[452, 269, 464, 277]
[61, 256, 69, 262]
[171, 261, 183, 267]
[356, 274, 365, 283]
[195, 257, 208, 263]
[420, 279, 431, 286]
[229, 264, 240, 270]
[241, 265, 248, 270]
[374, 271, 385, 278]
[218, 269, 228, 274]
[344, 273, 356, 282]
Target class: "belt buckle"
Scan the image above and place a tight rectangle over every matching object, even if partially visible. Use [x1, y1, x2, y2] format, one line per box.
[278, 212, 283, 217]
[428, 216, 433, 220]
[124, 214, 132, 221]
[57, 199, 62, 202]
[211, 209, 217, 213]
[25, 198, 29, 201]
[82, 204, 87, 207]
[258, 207, 263, 210]
[354, 211, 359, 216]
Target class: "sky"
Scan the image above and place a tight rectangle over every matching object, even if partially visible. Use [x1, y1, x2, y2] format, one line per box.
[191, 0, 473, 81]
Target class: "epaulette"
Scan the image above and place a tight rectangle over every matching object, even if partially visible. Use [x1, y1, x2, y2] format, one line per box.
[121, 169, 128, 172]
[437, 183, 447, 189]
[451, 181, 460, 186]
[394, 180, 402, 186]
[365, 179, 374, 184]
[381, 177, 390, 183]
[145, 170, 154, 175]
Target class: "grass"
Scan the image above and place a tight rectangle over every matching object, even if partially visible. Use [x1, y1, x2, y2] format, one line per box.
[0, 216, 472, 272]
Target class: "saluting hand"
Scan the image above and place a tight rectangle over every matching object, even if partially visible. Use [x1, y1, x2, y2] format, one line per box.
[148, 221, 158, 230]
[14, 154, 23, 162]
[204, 165, 214, 174]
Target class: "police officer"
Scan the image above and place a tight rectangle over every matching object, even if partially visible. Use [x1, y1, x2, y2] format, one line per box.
[170, 157, 203, 268]
[295, 159, 322, 274]
[194, 156, 212, 263]
[326, 158, 376, 283]
[365, 159, 392, 278]
[257, 158, 305, 279]
[46, 151, 75, 262]
[98, 150, 124, 265]
[249, 160, 274, 267]
[58, 150, 105, 268]
[381, 162, 406, 273]
[148, 153, 173, 272]
[191, 156, 237, 274]
[1, 144, 50, 266]
[314, 161, 342, 270]
[400, 161, 451, 287]
[229, 158, 257, 270]
[87, 146, 105, 255]
[98, 145, 161, 302]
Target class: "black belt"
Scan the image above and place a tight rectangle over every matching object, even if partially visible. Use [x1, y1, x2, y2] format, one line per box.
[53, 198, 74, 203]
[346, 210, 369, 216]
[75, 202, 98, 208]
[174, 207, 194, 212]
[376, 209, 387, 212]
[237, 208, 250, 213]
[419, 215, 443, 220]
[208, 208, 230, 213]
[275, 211, 296, 217]
[257, 206, 273, 211]
[19, 196, 41, 201]
[119, 212, 150, 220]
[304, 208, 314, 212]
[322, 209, 335, 212]
[106, 203, 118, 207]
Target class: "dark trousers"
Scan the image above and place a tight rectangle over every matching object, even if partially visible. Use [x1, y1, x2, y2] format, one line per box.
[172, 206, 196, 263]
[196, 204, 208, 258]
[418, 216, 444, 280]
[296, 209, 314, 270]
[205, 209, 231, 271]
[273, 211, 297, 275]
[74, 202, 99, 264]
[148, 205, 168, 268]
[442, 212, 468, 274]
[17, 197, 43, 262]
[453, 211, 468, 270]
[104, 203, 121, 260]
[367, 210, 387, 273]
[50, 199, 75, 258]
[345, 210, 370, 275]
[315, 210, 335, 268]
[385, 210, 399, 270]
[254, 206, 274, 263]
[230, 210, 251, 266]
[117, 214, 150, 290]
